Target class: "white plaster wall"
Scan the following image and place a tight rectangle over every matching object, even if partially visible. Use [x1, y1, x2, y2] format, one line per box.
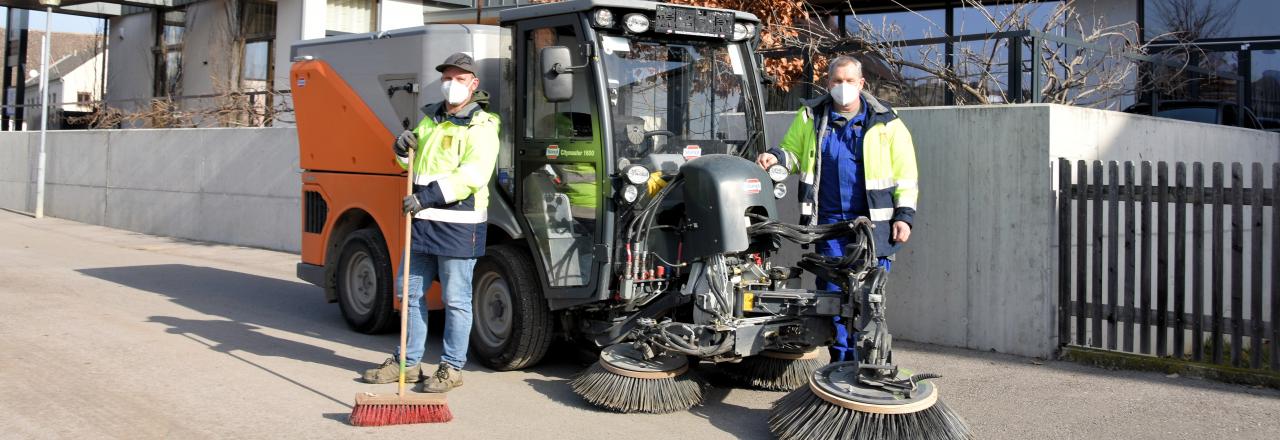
[379, 0, 424, 31]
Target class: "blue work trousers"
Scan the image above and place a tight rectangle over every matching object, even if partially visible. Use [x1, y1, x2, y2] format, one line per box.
[815, 222, 892, 363]
[394, 251, 477, 369]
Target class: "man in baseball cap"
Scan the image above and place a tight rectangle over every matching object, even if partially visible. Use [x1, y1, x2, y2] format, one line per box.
[363, 51, 499, 393]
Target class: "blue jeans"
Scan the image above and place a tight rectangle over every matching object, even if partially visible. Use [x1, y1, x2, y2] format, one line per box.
[394, 251, 476, 369]
[815, 219, 892, 363]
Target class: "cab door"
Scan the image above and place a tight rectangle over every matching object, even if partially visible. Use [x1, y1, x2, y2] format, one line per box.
[512, 17, 606, 303]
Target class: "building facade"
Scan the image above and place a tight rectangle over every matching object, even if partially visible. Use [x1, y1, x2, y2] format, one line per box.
[784, 0, 1278, 124]
[4, 0, 1275, 128]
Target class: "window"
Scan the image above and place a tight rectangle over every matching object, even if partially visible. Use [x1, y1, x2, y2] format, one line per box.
[242, 0, 276, 40]
[954, 1, 1063, 35]
[241, 42, 270, 83]
[154, 10, 185, 97]
[1252, 49, 1280, 122]
[846, 8, 948, 107]
[521, 162, 599, 287]
[240, 1, 277, 88]
[77, 92, 91, 104]
[848, 8, 944, 40]
[327, 0, 376, 36]
[1145, 0, 1280, 41]
[598, 34, 757, 157]
[525, 25, 593, 140]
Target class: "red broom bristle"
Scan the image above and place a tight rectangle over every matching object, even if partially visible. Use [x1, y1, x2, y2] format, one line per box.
[350, 403, 453, 426]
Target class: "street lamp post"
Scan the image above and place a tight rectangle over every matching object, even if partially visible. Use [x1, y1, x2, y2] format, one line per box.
[33, 0, 60, 219]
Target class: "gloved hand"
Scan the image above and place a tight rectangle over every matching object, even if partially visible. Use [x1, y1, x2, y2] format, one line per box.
[393, 130, 417, 158]
[402, 194, 424, 215]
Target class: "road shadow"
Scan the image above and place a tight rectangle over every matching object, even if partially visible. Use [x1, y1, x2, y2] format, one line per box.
[78, 264, 378, 347]
[515, 342, 596, 409]
[78, 264, 421, 385]
[147, 316, 370, 373]
[688, 379, 774, 440]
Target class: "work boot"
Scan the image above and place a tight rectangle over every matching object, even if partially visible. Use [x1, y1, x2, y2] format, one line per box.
[421, 363, 463, 393]
[361, 358, 422, 384]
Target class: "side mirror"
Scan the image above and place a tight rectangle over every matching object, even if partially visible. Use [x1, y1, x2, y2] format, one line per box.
[540, 46, 574, 103]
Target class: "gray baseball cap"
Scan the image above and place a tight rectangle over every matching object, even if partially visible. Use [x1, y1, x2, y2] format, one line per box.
[435, 52, 475, 74]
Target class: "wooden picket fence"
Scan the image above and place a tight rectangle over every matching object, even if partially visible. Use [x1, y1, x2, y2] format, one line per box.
[1056, 159, 1278, 371]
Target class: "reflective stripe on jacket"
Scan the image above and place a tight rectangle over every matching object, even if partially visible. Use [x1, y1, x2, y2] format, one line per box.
[768, 92, 919, 257]
[396, 98, 500, 258]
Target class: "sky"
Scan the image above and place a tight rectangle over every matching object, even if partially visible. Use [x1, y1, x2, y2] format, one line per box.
[0, 7, 108, 35]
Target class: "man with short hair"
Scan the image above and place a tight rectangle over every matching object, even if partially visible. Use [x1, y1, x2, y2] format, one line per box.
[361, 52, 500, 393]
[756, 55, 919, 363]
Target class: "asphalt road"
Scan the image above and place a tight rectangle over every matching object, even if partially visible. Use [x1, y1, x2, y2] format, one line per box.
[1, 210, 1277, 439]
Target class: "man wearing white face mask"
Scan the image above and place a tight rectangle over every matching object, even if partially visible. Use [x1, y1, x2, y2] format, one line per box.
[755, 55, 919, 364]
[361, 52, 500, 393]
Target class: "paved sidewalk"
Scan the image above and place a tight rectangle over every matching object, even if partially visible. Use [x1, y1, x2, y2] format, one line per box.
[0, 211, 1276, 439]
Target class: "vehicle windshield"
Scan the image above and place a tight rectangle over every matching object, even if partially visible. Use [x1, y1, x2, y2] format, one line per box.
[598, 34, 759, 165]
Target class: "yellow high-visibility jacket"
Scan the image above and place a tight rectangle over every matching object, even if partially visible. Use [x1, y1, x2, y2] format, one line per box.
[768, 92, 918, 256]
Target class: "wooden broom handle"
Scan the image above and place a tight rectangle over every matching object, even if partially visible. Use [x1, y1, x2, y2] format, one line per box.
[399, 149, 414, 397]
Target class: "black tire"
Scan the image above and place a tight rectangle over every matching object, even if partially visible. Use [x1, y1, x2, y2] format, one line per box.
[470, 244, 554, 371]
[334, 228, 396, 334]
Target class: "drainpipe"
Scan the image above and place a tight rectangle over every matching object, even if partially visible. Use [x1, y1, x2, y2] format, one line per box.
[34, 0, 59, 219]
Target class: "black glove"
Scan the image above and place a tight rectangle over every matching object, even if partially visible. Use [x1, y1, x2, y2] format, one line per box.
[393, 130, 417, 158]
[402, 194, 424, 215]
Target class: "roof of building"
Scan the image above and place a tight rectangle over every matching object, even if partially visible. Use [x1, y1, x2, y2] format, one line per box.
[23, 46, 101, 88]
[0, 28, 102, 81]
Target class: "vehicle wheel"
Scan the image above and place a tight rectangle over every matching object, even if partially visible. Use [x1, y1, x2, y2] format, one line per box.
[334, 228, 396, 334]
[470, 245, 553, 371]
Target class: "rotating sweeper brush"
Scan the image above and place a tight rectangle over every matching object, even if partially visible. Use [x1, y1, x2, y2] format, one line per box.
[770, 363, 971, 440]
[767, 263, 973, 440]
[720, 348, 823, 391]
[569, 343, 707, 414]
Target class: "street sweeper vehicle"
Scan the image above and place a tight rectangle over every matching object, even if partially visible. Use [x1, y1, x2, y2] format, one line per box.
[291, 1, 970, 437]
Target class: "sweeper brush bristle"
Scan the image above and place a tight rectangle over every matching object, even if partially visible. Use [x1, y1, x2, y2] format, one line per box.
[769, 385, 974, 440]
[349, 392, 452, 426]
[569, 361, 707, 414]
[721, 352, 824, 391]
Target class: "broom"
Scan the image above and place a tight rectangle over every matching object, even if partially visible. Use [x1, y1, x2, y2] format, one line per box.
[349, 147, 452, 426]
[720, 348, 823, 391]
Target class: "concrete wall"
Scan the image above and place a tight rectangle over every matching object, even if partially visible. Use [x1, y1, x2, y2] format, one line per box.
[763, 104, 1279, 358]
[0, 128, 301, 252]
[177, 0, 236, 102]
[105, 13, 155, 120]
[4, 104, 1276, 357]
